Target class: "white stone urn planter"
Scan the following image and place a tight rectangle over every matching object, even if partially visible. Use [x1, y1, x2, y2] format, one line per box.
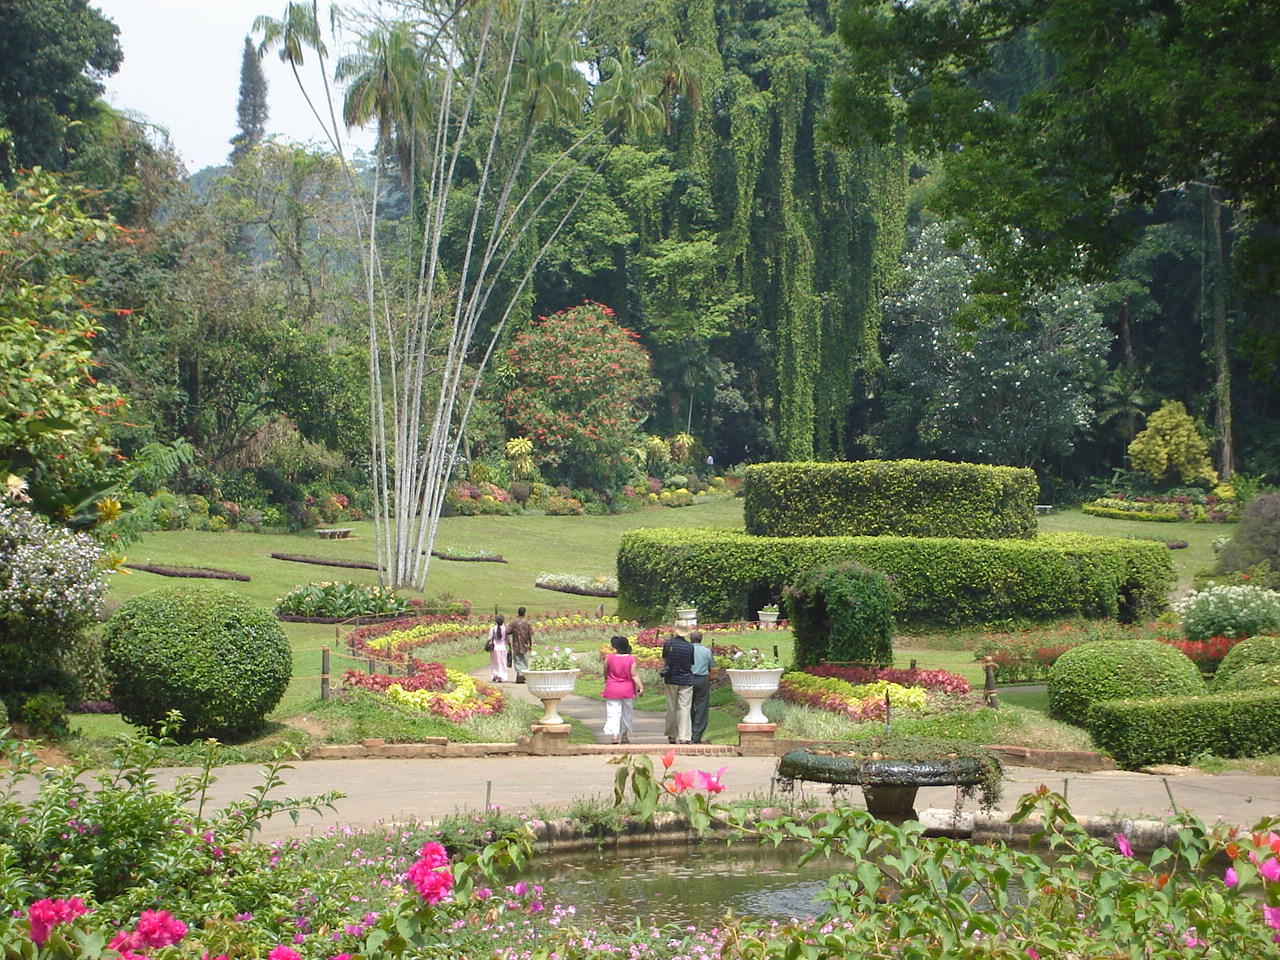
[523, 669, 580, 724]
[758, 609, 780, 624]
[675, 606, 698, 623]
[725, 668, 784, 724]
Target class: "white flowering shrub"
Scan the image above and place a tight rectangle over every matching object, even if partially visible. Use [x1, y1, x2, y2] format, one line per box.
[1173, 584, 1280, 642]
[0, 503, 107, 712]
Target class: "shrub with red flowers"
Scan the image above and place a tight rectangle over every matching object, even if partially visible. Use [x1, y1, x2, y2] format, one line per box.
[974, 621, 1181, 683]
[501, 301, 657, 492]
[1160, 635, 1241, 674]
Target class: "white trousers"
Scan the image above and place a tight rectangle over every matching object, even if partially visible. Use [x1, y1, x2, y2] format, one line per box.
[603, 698, 634, 736]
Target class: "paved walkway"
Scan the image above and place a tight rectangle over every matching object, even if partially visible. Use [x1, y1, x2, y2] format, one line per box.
[131, 672, 1280, 842]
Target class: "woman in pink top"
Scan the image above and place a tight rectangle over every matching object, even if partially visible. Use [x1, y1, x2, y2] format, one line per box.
[602, 635, 644, 744]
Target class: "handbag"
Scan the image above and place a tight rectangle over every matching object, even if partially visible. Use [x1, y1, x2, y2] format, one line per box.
[484, 639, 494, 652]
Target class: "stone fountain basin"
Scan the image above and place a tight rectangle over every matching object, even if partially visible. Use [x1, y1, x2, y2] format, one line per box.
[777, 748, 988, 788]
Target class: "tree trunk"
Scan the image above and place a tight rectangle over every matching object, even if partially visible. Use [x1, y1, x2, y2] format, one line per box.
[1204, 188, 1234, 480]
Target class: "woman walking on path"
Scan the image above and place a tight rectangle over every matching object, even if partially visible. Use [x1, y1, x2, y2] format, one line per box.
[487, 615, 509, 682]
[602, 635, 644, 744]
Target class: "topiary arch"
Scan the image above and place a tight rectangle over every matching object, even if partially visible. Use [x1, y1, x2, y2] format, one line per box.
[785, 561, 895, 668]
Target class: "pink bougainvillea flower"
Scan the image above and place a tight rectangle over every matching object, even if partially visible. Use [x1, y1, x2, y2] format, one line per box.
[268, 947, 302, 960]
[1026, 949, 1039, 960]
[1261, 858, 1280, 883]
[1225, 867, 1238, 887]
[1114, 833, 1133, 858]
[416, 841, 449, 869]
[662, 749, 675, 769]
[415, 869, 455, 904]
[134, 908, 187, 948]
[27, 898, 89, 946]
[1263, 905, 1280, 944]
[703, 766, 728, 794]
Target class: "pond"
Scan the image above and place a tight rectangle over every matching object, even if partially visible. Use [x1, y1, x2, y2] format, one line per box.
[521, 841, 859, 927]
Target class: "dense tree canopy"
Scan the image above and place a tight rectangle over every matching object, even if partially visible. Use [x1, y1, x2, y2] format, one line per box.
[0, 0, 122, 178]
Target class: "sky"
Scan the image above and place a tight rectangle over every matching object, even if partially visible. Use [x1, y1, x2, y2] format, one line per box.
[93, 0, 376, 174]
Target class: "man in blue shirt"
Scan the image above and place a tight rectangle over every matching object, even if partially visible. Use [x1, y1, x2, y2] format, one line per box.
[661, 625, 696, 744]
[689, 630, 714, 744]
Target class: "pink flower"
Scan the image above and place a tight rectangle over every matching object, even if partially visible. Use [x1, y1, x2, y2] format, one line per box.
[269, 947, 302, 960]
[414, 869, 454, 904]
[1265, 904, 1280, 931]
[1114, 833, 1133, 858]
[1026, 949, 1039, 960]
[27, 898, 89, 946]
[1260, 858, 1280, 883]
[416, 841, 449, 869]
[662, 749, 675, 769]
[704, 766, 728, 794]
[135, 909, 187, 948]
[1225, 867, 1238, 887]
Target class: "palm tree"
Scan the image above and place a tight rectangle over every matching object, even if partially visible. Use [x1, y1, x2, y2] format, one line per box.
[640, 31, 711, 136]
[337, 21, 433, 183]
[254, 2, 342, 157]
[595, 48, 664, 142]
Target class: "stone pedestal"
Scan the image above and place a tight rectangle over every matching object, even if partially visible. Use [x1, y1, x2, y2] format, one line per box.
[737, 722, 777, 757]
[530, 723, 572, 756]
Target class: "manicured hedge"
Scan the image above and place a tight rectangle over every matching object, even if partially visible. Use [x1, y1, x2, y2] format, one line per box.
[616, 528, 1171, 626]
[1046, 638, 1205, 728]
[742, 461, 1038, 540]
[1089, 689, 1280, 769]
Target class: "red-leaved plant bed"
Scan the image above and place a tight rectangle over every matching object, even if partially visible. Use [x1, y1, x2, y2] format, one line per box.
[804, 663, 971, 695]
[342, 659, 448, 693]
[122, 563, 250, 581]
[1160, 635, 1242, 673]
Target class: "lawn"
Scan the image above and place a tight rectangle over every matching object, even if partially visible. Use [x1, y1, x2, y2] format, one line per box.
[83, 499, 1222, 754]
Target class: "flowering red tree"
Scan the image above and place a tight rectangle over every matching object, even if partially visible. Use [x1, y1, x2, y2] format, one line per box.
[502, 302, 657, 491]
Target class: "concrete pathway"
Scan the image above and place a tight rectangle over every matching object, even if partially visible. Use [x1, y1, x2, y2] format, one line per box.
[146, 754, 1280, 842]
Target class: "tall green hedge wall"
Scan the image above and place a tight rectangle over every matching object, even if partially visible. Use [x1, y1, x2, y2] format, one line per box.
[742, 461, 1039, 539]
[1089, 690, 1280, 769]
[616, 529, 1171, 626]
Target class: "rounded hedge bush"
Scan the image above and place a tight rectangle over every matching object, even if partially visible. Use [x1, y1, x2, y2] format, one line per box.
[1047, 638, 1205, 728]
[1214, 663, 1280, 693]
[102, 585, 292, 741]
[1212, 635, 1280, 691]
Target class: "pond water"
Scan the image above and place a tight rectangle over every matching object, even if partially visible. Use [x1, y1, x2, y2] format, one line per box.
[520, 842, 859, 927]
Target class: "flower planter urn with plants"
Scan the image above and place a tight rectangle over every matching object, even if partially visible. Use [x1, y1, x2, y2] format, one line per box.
[757, 604, 780, 625]
[776, 733, 1003, 822]
[523, 647, 580, 725]
[724, 648, 784, 723]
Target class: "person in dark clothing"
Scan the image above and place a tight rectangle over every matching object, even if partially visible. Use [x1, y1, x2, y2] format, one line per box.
[661, 625, 696, 743]
[689, 630, 713, 743]
[507, 606, 534, 682]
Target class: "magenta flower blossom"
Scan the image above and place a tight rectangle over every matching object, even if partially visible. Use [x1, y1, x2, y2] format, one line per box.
[1225, 867, 1238, 887]
[27, 898, 89, 946]
[1114, 833, 1133, 858]
[134, 909, 187, 948]
[1265, 905, 1280, 930]
[1260, 858, 1280, 883]
[268, 946, 302, 960]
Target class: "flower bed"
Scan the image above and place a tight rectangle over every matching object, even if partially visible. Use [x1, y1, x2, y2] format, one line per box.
[342, 659, 448, 694]
[384, 670, 504, 723]
[634, 621, 781, 648]
[778, 672, 931, 723]
[347, 612, 637, 665]
[1083, 494, 1241, 523]
[275, 580, 416, 620]
[121, 563, 251, 581]
[534, 572, 619, 597]
[805, 663, 971, 695]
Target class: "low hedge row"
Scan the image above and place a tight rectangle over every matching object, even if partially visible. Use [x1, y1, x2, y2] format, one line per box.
[742, 461, 1038, 540]
[1089, 689, 1280, 769]
[616, 528, 1172, 626]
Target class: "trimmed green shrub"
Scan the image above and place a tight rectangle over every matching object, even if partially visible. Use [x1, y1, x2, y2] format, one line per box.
[1217, 493, 1280, 576]
[1172, 584, 1280, 641]
[616, 528, 1171, 626]
[1090, 689, 1280, 769]
[1212, 635, 1280, 690]
[787, 562, 895, 667]
[1047, 638, 1205, 728]
[743, 460, 1038, 540]
[1214, 663, 1280, 692]
[103, 585, 292, 741]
